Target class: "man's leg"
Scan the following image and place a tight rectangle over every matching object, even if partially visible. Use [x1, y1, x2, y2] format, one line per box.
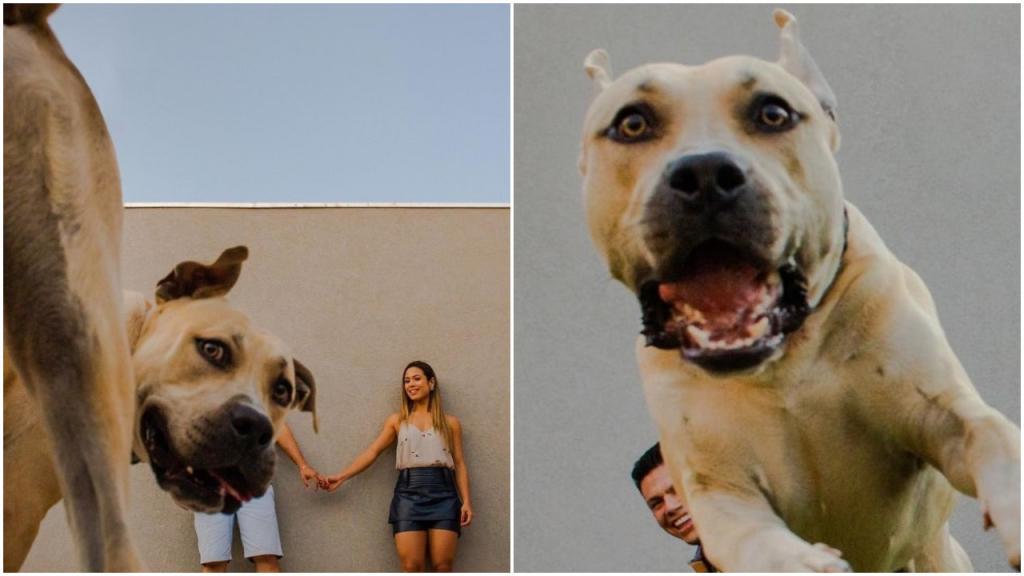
[251, 555, 280, 572]
[238, 486, 284, 571]
[194, 510, 235, 571]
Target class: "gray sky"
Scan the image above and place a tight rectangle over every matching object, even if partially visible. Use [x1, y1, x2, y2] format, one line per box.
[51, 4, 510, 204]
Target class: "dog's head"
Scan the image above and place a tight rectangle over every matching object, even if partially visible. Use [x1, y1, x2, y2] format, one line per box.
[579, 10, 846, 374]
[127, 246, 317, 513]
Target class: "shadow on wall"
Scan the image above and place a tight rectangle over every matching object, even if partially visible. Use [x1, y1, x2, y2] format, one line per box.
[21, 206, 510, 572]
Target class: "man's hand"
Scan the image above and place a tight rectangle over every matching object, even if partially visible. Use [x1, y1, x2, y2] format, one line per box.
[299, 465, 321, 490]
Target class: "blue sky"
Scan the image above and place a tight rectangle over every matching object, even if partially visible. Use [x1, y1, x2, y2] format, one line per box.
[51, 4, 510, 203]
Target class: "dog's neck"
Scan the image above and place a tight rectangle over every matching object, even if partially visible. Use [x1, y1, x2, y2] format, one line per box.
[810, 206, 850, 309]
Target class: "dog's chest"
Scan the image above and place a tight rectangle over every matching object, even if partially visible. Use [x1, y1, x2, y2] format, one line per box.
[643, 363, 946, 569]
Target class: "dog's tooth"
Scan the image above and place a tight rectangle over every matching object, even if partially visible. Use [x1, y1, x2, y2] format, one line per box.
[681, 303, 705, 324]
[750, 317, 770, 339]
[686, 325, 712, 349]
[186, 466, 194, 475]
[755, 287, 776, 315]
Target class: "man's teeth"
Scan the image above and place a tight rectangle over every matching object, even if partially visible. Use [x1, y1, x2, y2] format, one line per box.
[674, 514, 690, 528]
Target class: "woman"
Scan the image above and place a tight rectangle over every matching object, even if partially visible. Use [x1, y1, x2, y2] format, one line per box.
[321, 361, 473, 572]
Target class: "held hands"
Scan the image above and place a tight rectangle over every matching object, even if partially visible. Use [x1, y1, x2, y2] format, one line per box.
[299, 465, 324, 490]
[460, 502, 474, 527]
[318, 473, 346, 493]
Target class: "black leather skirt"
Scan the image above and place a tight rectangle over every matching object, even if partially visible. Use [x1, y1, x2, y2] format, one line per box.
[388, 467, 462, 535]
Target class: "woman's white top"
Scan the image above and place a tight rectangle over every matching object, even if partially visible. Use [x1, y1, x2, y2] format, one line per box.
[396, 421, 455, 470]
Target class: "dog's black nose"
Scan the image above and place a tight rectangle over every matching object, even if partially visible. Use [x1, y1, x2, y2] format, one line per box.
[664, 151, 748, 211]
[227, 403, 273, 450]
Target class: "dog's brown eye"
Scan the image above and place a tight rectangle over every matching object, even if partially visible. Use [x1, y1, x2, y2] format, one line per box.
[619, 114, 648, 139]
[606, 104, 657, 143]
[195, 338, 231, 368]
[752, 95, 799, 132]
[760, 104, 789, 127]
[272, 378, 292, 407]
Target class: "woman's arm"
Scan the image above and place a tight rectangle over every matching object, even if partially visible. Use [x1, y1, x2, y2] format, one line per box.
[449, 415, 473, 526]
[323, 414, 400, 492]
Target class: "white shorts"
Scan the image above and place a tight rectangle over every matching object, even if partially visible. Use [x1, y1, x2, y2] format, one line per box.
[193, 485, 283, 564]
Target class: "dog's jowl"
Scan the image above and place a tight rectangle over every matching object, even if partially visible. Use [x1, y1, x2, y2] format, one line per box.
[579, 9, 1019, 572]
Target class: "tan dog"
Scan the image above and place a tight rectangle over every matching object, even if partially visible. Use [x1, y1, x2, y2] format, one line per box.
[579, 9, 1020, 572]
[5, 4, 139, 571]
[126, 246, 317, 515]
[5, 246, 318, 571]
[4, 7, 316, 570]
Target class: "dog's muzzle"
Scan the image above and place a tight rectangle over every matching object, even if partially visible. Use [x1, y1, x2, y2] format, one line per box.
[140, 400, 276, 514]
[639, 150, 812, 373]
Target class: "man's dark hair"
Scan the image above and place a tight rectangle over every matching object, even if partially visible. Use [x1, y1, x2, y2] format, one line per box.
[631, 443, 664, 490]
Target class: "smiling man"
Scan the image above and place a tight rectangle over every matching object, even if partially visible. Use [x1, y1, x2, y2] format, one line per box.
[631, 443, 716, 572]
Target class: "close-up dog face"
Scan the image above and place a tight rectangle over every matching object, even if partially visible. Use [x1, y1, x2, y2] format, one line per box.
[579, 11, 847, 374]
[129, 248, 316, 514]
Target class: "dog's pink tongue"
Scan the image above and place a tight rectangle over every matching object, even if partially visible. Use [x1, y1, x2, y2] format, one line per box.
[211, 471, 251, 503]
[659, 242, 765, 317]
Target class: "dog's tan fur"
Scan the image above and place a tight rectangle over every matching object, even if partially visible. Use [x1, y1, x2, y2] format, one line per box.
[580, 10, 1020, 572]
[4, 5, 139, 570]
[4, 7, 316, 570]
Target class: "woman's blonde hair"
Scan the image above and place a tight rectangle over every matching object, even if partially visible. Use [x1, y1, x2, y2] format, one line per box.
[400, 360, 454, 451]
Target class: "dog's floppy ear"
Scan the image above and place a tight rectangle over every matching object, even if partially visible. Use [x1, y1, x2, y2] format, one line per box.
[773, 9, 837, 123]
[293, 359, 318, 433]
[156, 246, 249, 303]
[584, 49, 613, 90]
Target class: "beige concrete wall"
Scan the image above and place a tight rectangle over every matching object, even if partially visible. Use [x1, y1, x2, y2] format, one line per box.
[21, 206, 509, 572]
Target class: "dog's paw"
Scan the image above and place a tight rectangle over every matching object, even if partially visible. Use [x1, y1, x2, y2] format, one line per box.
[784, 543, 851, 573]
[983, 491, 1021, 569]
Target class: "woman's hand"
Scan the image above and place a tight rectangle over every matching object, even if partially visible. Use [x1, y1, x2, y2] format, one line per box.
[460, 502, 474, 527]
[319, 473, 345, 493]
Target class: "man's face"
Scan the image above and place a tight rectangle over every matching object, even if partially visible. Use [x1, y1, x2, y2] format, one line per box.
[639, 464, 699, 545]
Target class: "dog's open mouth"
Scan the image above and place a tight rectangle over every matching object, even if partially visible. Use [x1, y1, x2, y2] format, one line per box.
[641, 239, 810, 372]
[141, 407, 261, 514]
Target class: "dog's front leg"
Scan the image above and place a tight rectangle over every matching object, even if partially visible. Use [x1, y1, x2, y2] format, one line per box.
[3, 364, 63, 571]
[638, 344, 852, 572]
[685, 483, 851, 572]
[942, 400, 1019, 570]
[868, 292, 1021, 570]
[899, 378, 1020, 569]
